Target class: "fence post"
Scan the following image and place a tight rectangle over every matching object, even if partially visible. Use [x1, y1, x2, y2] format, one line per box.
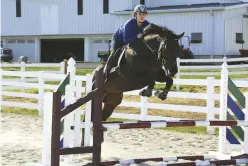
[223, 56, 227, 63]
[63, 57, 76, 163]
[67, 58, 76, 87]
[219, 62, 228, 154]
[63, 85, 74, 164]
[60, 61, 64, 74]
[176, 57, 180, 91]
[206, 77, 215, 135]
[243, 93, 248, 153]
[21, 62, 25, 93]
[140, 96, 148, 120]
[41, 92, 53, 165]
[61, 60, 68, 74]
[84, 74, 93, 146]
[0, 69, 2, 111]
[38, 71, 44, 116]
[74, 79, 82, 147]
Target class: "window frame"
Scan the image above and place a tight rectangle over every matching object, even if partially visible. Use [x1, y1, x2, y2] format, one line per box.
[190, 32, 203, 43]
[103, 0, 109, 14]
[236, 33, 244, 44]
[16, 0, 21, 17]
[77, 0, 83, 15]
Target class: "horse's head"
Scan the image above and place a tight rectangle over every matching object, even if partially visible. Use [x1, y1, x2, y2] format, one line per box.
[142, 23, 184, 77]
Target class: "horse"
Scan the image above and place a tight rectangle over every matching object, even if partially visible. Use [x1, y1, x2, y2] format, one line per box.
[81, 23, 184, 145]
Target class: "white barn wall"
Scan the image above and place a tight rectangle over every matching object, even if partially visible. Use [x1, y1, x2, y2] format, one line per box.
[244, 16, 248, 50]
[212, 11, 225, 56]
[224, 7, 248, 55]
[1, 0, 40, 36]
[189, 0, 242, 4]
[1, 0, 118, 36]
[147, 0, 240, 7]
[109, 0, 133, 13]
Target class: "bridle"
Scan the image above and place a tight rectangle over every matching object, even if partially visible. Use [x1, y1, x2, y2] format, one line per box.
[141, 31, 168, 66]
[141, 30, 178, 77]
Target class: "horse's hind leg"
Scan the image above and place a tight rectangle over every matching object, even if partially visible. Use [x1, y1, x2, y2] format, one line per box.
[102, 92, 123, 121]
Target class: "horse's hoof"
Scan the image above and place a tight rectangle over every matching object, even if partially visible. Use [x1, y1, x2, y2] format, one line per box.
[139, 89, 147, 96]
[155, 90, 168, 100]
[139, 89, 152, 97]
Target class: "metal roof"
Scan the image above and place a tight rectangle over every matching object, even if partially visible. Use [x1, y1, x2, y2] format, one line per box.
[113, 2, 248, 14]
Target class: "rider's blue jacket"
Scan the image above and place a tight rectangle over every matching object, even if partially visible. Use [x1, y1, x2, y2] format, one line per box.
[114, 18, 150, 45]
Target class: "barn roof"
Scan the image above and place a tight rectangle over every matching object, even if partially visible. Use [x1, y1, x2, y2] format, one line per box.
[112, 2, 248, 14]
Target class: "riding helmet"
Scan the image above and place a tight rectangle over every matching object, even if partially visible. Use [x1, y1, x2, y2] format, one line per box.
[134, 4, 148, 14]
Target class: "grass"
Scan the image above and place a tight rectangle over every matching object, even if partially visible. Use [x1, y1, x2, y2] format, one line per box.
[1, 66, 248, 135]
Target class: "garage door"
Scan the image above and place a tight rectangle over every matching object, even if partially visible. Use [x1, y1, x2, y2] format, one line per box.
[6, 39, 36, 62]
[91, 39, 109, 62]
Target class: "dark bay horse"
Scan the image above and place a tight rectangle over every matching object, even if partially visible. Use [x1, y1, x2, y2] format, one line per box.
[91, 23, 184, 121]
[81, 24, 184, 145]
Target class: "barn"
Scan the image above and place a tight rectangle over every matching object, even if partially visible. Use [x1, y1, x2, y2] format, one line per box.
[1, 0, 248, 62]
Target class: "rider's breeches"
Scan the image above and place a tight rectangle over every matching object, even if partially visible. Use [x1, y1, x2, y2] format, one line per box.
[108, 35, 125, 62]
[111, 35, 124, 54]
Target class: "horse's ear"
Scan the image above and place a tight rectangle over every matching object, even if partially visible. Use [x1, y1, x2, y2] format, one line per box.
[143, 24, 151, 36]
[173, 32, 185, 40]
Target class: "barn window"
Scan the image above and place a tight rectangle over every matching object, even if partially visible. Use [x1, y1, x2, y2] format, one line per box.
[77, 0, 83, 15]
[236, 33, 244, 44]
[8, 40, 16, 43]
[27, 40, 35, 43]
[191, 33, 202, 43]
[93, 40, 102, 43]
[140, 0, 145, 5]
[17, 40, 25, 43]
[103, 0, 109, 14]
[16, 0, 21, 17]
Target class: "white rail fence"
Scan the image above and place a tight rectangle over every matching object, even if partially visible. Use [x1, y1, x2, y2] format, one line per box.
[176, 57, 248, 90]
[0, 61, 66, 73]
[0, 69, 87, 116]
[1, 62, 248, 134]
[177, 57, 248, 75]
[0, 71, 64, 115]
[1, 61, 67, 93]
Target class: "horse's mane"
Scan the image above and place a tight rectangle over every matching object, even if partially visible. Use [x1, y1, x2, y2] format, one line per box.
[143, 23, 177, 37]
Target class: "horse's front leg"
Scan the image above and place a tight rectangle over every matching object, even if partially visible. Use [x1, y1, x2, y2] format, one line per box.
[139, 81, 155, 97]
[154, 75, 173, 101]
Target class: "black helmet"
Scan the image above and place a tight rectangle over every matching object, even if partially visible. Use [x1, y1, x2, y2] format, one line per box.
[134, 4, 147, 14]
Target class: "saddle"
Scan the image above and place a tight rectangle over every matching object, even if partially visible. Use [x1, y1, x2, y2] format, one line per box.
[110, 45, 134, 77]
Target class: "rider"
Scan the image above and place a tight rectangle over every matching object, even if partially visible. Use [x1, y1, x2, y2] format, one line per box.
[103, 4, 150, 76]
